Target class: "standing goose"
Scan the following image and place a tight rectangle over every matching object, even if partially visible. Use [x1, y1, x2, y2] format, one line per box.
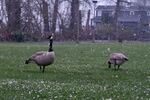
[25, 34, 55, 73]
[108, 53, 128, 70]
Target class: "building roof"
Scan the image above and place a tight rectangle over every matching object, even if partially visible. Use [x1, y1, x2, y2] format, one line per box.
[96, 5, 150, 11]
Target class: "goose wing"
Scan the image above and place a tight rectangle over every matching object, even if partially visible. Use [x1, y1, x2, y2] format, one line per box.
[34, 52, 55, 65]
[110, 53, 126, 60]
[30, 51, 46, 59]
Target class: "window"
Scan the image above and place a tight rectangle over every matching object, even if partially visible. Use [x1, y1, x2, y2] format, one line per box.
[97, 10, 102, 16]
[112, 11, 115, 15]
[147, 12, 150, 16]
[130, 11, 134, 15]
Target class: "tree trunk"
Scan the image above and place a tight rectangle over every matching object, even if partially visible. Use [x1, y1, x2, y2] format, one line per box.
[5, 0, 21, 33]
[69, 0, 80, 41]
[51, 0, 59, 33]
[114, 0, 121, 39]
[76, 10, 81, 43]
[0, 0, 5, 21]
[86, 10, 90, 33]
[25, 0, 32, 34]
[69, 0, 75, 31]
[42, 0, 50, 33]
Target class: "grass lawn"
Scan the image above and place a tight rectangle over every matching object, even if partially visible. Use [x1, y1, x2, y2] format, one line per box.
[0, 42, 149, 100]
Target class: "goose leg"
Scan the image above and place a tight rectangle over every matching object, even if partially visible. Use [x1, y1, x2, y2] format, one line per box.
[118, 65, 120, 70]
[114, 60, 117, 70]
[42, 66, 45, 73]
[108, 61, 111, 68]
[39, 66, 42, 71]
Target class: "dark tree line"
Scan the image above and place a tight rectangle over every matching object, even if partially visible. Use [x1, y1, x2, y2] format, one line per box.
[0, 0, 92, 42]
[1, 0, 143, 42]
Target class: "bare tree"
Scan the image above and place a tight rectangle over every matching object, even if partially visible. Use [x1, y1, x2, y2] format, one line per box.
[113, 0, 121, 33]
[42, 0, 50, 33]
[22, 0, 42, 33]
[85, 10, 90, 34]
[22, 0, 33, 34]
[57, 2, 71, 37]
[5, 0, 21, 33]
[0, 0, 7, 21]
[69, 0, 80, 42]
[113, 0, 131, 41]
[51, 0, 59, 33]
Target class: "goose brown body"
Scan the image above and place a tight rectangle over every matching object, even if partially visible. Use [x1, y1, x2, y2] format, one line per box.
[25, 35, 55, 73]
[26, 51, 55, 66]
[108, 53, 128, 69]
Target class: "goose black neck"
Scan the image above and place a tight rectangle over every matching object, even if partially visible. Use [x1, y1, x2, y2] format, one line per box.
[48, 39, 53, 52]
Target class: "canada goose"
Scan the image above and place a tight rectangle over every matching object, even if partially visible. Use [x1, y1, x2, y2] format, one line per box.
[108, 53, 128, 70]
[25, 34, 55, 73]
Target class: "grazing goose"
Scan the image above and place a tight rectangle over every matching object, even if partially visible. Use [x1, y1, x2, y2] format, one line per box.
[108, 53, 128, 70]
[25, 34, 55, 73]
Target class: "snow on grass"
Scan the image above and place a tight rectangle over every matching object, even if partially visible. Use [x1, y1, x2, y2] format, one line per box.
[0, 78, 149, 99]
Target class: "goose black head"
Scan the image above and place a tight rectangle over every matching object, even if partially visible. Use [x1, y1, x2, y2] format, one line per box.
[47, 34, 54, 40]
[124, 58, 128, 61]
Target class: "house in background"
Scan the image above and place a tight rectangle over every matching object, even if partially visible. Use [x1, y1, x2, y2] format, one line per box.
[93, 5, 150, 33]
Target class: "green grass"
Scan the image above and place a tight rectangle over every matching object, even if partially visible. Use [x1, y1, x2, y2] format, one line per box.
[0, 42, 149, 100]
